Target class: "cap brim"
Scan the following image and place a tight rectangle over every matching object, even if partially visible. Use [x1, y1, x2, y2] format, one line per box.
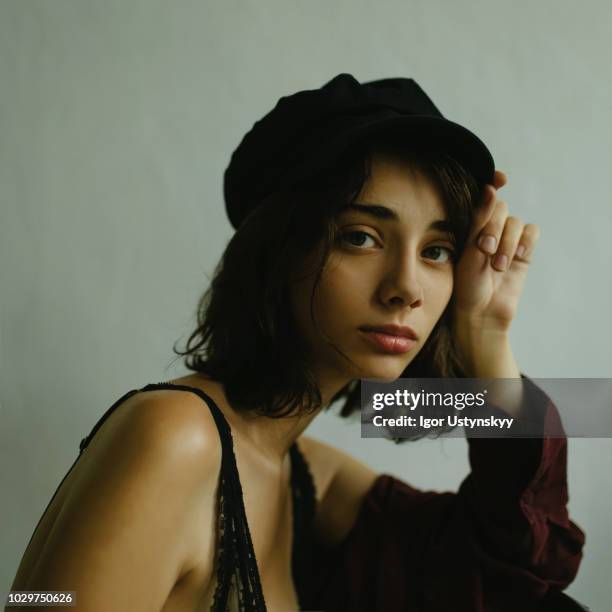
[279, 111, 495, 192]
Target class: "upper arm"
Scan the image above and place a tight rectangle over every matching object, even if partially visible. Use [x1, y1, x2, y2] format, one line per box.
[17, 391, 222, 611]
[298, 435, 379, 549]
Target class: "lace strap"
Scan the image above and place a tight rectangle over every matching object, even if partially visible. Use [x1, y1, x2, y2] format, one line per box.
[289, 441, 317, 609]
[141, 383, 267, 611]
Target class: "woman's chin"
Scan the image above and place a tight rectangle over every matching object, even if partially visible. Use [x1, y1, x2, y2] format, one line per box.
[350, 355, 409, 382]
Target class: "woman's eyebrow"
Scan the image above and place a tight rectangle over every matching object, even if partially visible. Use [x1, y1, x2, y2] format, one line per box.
[340, 202, 454, 233]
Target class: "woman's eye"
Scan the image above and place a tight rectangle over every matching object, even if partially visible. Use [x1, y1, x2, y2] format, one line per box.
[340, 230, 378, 248]
[339, 233, 455, 262]
[422, 245, 456, 263]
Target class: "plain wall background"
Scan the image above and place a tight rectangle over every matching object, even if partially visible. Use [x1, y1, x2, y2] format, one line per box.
[1, 0, 611, 608]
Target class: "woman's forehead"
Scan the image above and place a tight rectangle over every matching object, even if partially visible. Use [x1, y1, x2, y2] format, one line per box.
[353, 166, 447, 224]
[357, 155, 444, 209]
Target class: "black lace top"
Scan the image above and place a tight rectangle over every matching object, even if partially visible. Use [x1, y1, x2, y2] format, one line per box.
[75, 382, 317, 611]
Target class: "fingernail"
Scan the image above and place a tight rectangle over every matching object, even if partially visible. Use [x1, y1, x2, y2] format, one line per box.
[494, 254, 508, 270]
[516, 244, 525, 258]
[479, 235, 497, 253]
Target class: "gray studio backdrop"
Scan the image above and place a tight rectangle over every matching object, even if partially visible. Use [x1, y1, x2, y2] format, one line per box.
[1, 0, 611, 608]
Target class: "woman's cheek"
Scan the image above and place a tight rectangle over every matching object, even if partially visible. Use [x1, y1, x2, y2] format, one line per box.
[424, 269, 454, 308]
[314, 268, 363, 325]
[327, 256, 378, 290]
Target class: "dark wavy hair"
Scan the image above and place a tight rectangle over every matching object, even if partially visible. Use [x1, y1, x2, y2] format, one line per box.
[172, 133, 483, 434]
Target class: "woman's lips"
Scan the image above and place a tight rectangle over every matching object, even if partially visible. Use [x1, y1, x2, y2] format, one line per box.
[359, 329, 417, 354]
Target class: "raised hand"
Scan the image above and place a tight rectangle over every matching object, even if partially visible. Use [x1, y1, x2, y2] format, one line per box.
[452, 170, 540, 334]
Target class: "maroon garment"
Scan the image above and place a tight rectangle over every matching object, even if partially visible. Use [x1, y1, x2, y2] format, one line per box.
[302, 381, 586, 611]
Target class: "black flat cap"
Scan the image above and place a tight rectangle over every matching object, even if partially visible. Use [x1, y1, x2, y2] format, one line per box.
[223, 73, 495, 230]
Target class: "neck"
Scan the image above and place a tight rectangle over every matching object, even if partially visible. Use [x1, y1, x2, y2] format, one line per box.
[234, 370, 352, 459]
[184, 371, 353, 460]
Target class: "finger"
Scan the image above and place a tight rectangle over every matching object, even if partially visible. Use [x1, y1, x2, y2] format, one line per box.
[476, 198, 508, 255]
[492, 170, 508, 190]
[491, 216, 524, 271]
[469, 185, 497, 242]
[513, 223, 541, 264]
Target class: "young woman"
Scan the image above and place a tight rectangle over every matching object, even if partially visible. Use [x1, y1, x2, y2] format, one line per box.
[9, 74, 586, 612]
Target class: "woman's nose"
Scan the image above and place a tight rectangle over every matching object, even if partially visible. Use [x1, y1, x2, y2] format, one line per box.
[378, 254, 424, 309]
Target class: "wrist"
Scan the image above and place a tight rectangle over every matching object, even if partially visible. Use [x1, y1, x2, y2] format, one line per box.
[453, 325, 520, 379]
[453, 309, 513, 336]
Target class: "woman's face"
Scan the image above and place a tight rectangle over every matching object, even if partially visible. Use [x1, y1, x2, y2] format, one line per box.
[290, 150, 456, 385]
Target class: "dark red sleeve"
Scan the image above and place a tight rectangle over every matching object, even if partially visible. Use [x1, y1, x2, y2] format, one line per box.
[305, 376, 586, 612]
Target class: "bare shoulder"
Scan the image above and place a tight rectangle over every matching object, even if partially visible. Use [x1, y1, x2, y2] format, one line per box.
[75, 386, 225, 500]
[106, 386, 224, 456]
[12, 388, 222, 610]
[297, 434, 379, 549]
